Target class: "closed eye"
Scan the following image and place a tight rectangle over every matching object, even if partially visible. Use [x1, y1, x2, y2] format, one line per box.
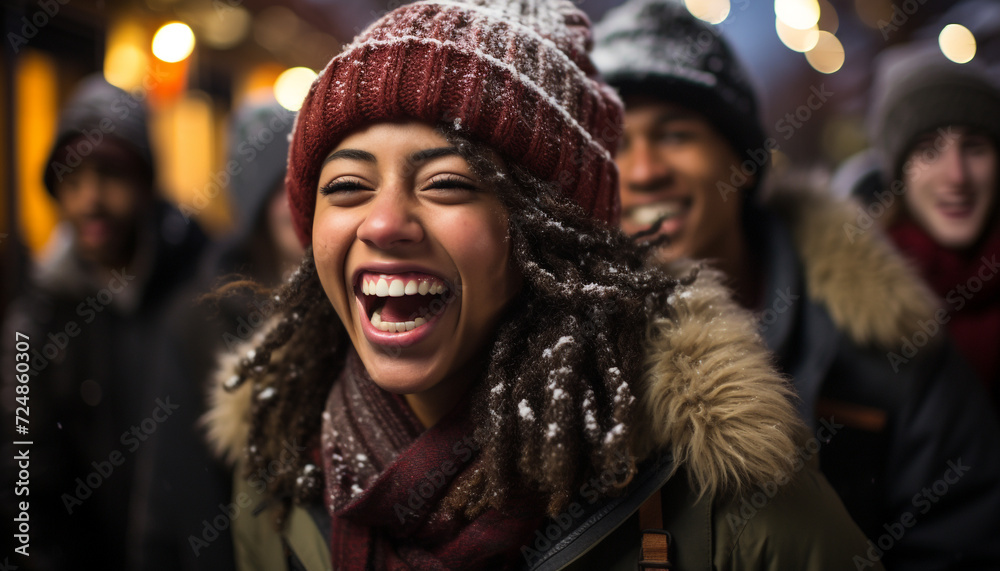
[426, 174, 479, 191]
[319, 178, 371, 196]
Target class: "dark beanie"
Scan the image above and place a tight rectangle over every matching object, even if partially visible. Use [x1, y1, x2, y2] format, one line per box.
[870, 43, 1000, 183]
[44, 74, 154, 195]
[592, 0, 768, 187]
[286, 0, 624, 247]
[226, 99, 295, 232]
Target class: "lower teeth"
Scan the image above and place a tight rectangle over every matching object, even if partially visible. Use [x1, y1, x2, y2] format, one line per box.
[371, 308, 428, 332]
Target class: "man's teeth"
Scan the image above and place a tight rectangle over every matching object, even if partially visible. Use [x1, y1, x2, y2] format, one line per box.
[629, 202, 684, 226]
[361, 275, 446, 297]
[371, 309, 428, 332]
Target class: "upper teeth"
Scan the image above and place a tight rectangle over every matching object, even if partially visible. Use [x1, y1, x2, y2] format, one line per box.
[628, 202, 684, 226]
[362, 275, 447, 297]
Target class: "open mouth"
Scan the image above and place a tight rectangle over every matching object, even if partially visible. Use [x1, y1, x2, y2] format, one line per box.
[356, 272, 453, 333]
[937, 197, 975, 218]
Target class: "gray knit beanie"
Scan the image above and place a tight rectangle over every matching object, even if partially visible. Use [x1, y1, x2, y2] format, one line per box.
[592, 0, 767, 187]
[870, 43, 1000, 183]
[44, 74, 154, 195]
[226, 99, 295, 232]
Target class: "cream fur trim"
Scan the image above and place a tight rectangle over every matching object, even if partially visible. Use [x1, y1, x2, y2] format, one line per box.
[635, 265, 804, 497]
[767, 188, 939, 350]
[203, 336, 258, 465]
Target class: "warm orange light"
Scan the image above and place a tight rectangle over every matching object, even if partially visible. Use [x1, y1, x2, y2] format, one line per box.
[16, 51, 60, 255]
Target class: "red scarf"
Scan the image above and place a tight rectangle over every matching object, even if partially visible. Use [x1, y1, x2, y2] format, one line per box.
[890, 217, 1000, 407]
[321, 352, 544, 570]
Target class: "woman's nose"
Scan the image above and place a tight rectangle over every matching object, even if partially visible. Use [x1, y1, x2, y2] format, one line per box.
[356, 186, 424, 249]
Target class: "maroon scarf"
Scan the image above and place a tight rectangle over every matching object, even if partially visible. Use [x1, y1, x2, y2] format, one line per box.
[322, 351, 544, 570]
[890, 217, 1000, 406]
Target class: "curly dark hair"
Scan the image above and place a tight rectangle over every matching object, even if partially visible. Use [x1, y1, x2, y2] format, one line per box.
[224, 128, 684, 522]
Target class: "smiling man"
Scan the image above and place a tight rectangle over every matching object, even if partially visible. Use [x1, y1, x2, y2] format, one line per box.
[594, 0, 1000, 568]
[868, 44, 1000, 410]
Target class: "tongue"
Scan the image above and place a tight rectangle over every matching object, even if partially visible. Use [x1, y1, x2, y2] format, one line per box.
[379, 294, 435, 323]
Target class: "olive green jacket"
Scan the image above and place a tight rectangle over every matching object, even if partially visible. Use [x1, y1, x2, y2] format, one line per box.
[208, 267, 882, 570]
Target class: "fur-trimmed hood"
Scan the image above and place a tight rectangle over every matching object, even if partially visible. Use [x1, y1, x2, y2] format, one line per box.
[765, 186, 939, 350]
[205, 268, 804, 500]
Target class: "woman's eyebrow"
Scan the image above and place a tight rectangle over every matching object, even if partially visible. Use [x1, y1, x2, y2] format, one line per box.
[409, 146, 459, 165]
[323, 148, 376, 166]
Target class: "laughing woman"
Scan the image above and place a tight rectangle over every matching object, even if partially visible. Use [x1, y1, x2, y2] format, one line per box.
[205, 1, 879, 569]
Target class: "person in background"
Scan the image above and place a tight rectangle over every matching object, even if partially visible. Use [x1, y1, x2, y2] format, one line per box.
[129, 98, 301, 570]
[593, 1, 1000, 568]
[204, 0, 878, 568]
[1, 74, 208, 570]
[867, 43, 1000, 410]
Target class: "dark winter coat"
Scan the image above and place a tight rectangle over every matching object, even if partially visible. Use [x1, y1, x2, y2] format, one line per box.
[1, 200, 207, 570]
[128, 230, 289, 570]
[752, 189, 1000, 569]
[206, 267, 880, 570]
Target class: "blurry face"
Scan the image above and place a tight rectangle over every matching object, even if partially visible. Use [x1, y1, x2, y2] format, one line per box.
[616, 99, 749, 263]
[313, 121, 521, 423]
[52, 137, 150, 267]
[902, 127, 998, 249]
[267, 185, 305, 272]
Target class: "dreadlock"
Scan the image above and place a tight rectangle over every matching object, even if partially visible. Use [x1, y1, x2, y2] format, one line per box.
[224, 128, 685, 523]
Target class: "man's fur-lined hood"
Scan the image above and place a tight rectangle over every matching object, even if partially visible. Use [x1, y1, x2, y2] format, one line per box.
[205, 266, 805, 500]
[765, 186, 939, 350]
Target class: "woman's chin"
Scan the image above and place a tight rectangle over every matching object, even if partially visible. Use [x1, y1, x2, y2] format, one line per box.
[362, 360, 442, 395]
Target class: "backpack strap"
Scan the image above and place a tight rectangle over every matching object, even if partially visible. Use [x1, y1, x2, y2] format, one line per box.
[638, 489, 672, 569]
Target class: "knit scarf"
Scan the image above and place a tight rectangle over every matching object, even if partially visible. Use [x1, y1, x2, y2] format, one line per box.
[890, 217, 1000, 406]
[321, 351, 544, 570]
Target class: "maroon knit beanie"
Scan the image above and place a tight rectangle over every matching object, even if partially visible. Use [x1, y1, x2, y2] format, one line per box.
[286, 0, 624, 246]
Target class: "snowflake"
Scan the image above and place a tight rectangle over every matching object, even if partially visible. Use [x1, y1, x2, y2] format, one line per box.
[518, 399, 535, 421]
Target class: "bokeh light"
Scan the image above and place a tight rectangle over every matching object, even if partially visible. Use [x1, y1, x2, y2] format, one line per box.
[200, 5, 251, 50]
[104, 19, 149, 90]
[816, 0, 838, 33]
[152, 22, 195, 63]
[805, 31, 844, 74]
[775, 0, 820, 30]
[685, 0, 731, 25]
[274, 67, 318, 111]
[939, 24, 976, 64]
[776, 18, 819, 52]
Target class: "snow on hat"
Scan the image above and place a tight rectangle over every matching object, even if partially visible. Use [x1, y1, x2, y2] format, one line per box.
[870, 43, 1000, 183]
[592, 0, 767, 188]
[44, 74, 154, 196]
[286, 0, 625, 246]
[227, 99, 296, 234]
